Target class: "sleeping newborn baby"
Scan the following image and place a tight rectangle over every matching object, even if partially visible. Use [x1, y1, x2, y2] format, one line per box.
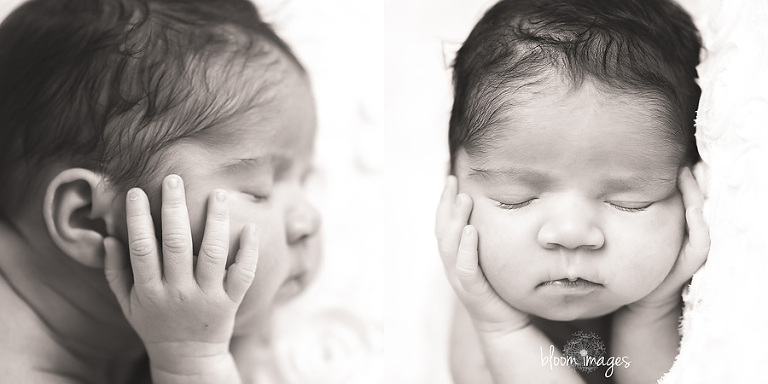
[435, 0, 710, 383]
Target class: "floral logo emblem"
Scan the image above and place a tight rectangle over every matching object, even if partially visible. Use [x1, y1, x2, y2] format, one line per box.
[562, 331, 606, 373]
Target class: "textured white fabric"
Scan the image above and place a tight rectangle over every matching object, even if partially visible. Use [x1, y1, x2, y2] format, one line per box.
[660, 0, 768, 382]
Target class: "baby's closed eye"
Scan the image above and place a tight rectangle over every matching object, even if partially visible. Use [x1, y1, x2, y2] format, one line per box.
[605, 200, 653, 213]
[496, 198, 537, 210]
[242, 183, 272, 202]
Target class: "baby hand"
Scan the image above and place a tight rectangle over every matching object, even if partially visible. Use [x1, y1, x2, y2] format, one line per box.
[436, 176, 530, 335]
[103, 175, 259, 378]
[629, 166, 710, 312]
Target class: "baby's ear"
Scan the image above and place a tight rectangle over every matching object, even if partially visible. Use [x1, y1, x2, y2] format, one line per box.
[43, 168, 121, 268]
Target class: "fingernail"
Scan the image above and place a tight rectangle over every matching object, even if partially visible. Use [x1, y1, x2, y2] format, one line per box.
[127, 189, 139, 201]
[166, 175, 180, 189]
[216, 190, 227, 202]
[463, 225, 473, 236]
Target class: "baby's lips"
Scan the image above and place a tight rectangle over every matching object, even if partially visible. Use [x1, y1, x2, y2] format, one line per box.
[541, 272, 604, 286]
[291, 256, 318, 287]
[297, 238, 323, 278]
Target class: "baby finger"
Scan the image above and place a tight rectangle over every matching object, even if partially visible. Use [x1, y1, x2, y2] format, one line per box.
[196, 189, 231, 293]
[225, 224, 259, 303]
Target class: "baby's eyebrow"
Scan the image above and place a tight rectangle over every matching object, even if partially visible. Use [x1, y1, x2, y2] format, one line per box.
[602, 175, 678, 192]
[221, 157, 269, 173]
[467, 166, 553, 187]
[221, 155, 289, 174]
[468, 166, 678, 192]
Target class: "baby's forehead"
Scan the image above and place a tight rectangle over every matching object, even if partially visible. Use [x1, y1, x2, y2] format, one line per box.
[200, 50, 292, 103]
[464, 78, 685, 182]
[503, 74, 668, 113]
[174, 50, 303, 134]
[180, 61, 315, 155]
[483, 76, 678, 143]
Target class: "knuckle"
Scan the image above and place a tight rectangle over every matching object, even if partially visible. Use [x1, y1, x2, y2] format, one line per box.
[209, 211, 229, 223]
[235, 266, 256, 284]
[104, 270, 121, 284]
[129, 237, 155, 257]
[690, 234, 711, 254]
[699, 241, 711, 254]
[161, 204, 187, 216]
[459, 242, 475, 253]
[238, 248, 259, 262]
[162, 201, 187, 210]
[126, 210, 149, 220]
[438, 242, 455, 256]
[168, 287, 188, 303]
[162, 233, 189, 253]
[455, 264, 474, 279]
[202, 243, 228, 260]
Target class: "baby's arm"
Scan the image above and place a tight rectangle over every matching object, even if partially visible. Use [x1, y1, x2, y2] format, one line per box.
[611, 167, 710, 384]
[103, 175, 258, 384]
[436, 176, 585, 384]
[449, 301, 493, 384]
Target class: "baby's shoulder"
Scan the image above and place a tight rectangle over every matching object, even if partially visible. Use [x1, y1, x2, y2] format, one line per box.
[0, 272, 49, 343]
[0, 275, 81, 381]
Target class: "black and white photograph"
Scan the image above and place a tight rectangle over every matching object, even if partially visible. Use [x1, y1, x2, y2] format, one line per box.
[0, 0, 766, 383]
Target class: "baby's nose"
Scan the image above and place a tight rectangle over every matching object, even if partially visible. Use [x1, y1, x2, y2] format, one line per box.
[286, 202, 321, 245]
[537, 206, 605, 251]
[537, 220, 605, 251]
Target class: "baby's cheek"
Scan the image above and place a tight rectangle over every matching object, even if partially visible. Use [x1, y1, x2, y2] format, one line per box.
[618, 217, 683, 298]
[473, 216, 507, 272]
[474, 215, 531, 299]
[622, 253, 671, 296]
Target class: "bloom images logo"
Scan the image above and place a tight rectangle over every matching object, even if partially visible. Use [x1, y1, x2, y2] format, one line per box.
[540, 331, 631, 378]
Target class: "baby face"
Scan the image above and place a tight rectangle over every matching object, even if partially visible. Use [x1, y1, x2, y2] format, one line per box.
[159, 59, 321, 333]
[454, 79, 686, 321]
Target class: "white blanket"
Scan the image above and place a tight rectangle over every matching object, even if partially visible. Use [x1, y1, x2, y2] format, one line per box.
[659, 0, 768, 382]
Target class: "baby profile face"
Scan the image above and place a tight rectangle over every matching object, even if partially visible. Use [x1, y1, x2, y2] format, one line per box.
[157, 59, 322, 330]
[455, 78, 686, 321]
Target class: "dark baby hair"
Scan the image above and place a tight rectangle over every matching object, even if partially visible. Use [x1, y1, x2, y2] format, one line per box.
[0, 0, 302, 217]
[449, 0, 702, 172]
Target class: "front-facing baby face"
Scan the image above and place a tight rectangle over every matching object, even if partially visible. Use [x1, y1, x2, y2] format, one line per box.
[157, 57, 321, 334]
[455, 78, 686, 321]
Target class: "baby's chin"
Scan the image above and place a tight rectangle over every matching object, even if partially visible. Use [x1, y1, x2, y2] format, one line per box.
[528, 305, 618, 322]
[508, 296, 624, 322]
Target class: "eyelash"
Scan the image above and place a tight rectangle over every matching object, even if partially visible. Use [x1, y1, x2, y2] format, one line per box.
[496, 199, 651, 212]
[497, 199, 536, 210]
[606, 202, 651, 212]
[248, 193, 269, 202]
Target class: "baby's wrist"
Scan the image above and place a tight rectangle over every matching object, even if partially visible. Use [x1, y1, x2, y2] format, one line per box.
[472, 315, 533, 338]
[627, 294, 682, 312]
[146, 340, 232, 375]
[149, 351, 241, 384]
[620, 297, 682, 323]
[474, 319, 542, 355]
